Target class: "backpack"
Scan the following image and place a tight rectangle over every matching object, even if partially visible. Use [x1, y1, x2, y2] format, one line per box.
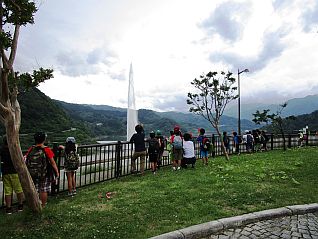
[223, 135, 229, 145]
[172, 135, 183, 149]
[202, 137, 211, 151]
[26, 146, 48, 180]
[64, 151, 80, 170]
[148, 138, 160, 154]
[247, 134, 253, 144]
[238, 136, 243, 144]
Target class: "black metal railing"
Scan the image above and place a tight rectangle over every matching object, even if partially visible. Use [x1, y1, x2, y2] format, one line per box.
[1, 133, 317, 207]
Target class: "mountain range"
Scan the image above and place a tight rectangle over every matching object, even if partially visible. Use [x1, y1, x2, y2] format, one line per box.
[0, 88, 317, 148]
[224, 94, 318, 121]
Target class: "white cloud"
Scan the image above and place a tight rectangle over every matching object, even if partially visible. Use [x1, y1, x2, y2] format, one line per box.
[12, 0, 318, 112]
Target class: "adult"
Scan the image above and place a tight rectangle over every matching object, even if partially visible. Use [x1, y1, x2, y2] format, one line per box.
[1, 136, 24, 214]
[130, 124, 146, 175]
[25, 132, 59, 207]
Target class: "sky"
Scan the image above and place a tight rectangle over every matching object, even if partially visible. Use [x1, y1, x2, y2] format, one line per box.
[14, 0, 318, 112]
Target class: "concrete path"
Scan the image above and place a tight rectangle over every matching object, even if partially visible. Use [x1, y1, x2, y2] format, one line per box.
[150, 203, 318, 239]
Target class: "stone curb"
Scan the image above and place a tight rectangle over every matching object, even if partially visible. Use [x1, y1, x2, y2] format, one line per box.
[149, 203, 318, 239]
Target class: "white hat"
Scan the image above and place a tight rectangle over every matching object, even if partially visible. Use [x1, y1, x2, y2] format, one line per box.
[66, 137, 76, 143]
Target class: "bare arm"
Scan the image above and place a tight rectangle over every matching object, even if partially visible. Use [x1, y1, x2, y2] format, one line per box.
[48, 157, 59, 178]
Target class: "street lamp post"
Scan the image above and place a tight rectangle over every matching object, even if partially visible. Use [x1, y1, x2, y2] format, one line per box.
[238, 68, 249, 136]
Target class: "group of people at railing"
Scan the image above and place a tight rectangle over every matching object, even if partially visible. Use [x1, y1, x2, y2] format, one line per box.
[0, 132, 79, 214]
[1, 125, 314, 213]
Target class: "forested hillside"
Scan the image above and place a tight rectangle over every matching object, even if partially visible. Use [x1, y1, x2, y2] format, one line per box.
[0, 88, 260, 148]
[263, 110, 318, 134]
[0, 88, 92, 148]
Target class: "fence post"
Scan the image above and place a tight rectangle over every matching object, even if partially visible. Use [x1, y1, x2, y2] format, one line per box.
[306, 133, 309, 146]
[115, 141, 122, 178]
[271, 133, 274, 150]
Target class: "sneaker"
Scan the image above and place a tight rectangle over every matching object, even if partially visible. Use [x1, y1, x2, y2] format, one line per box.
[5, 207, 13, 215]
[153, 171, 156, 175]
[67, 192, 73, 197]
[177, 167, 181, 170]
[18, 204, 23, 212]
[172, 167, 176, 171]
[72, 189, 77, 195]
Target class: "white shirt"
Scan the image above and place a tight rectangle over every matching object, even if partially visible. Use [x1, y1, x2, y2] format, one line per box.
[183, 140, 195, 158]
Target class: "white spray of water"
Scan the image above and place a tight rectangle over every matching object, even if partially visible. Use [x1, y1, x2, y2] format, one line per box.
[127, 63, 138, 141]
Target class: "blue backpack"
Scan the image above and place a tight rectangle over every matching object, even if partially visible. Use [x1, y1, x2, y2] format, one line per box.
[172, 135, 183, 149]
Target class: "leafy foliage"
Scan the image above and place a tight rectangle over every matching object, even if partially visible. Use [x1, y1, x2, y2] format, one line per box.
[187, 70, 238, 159]
[252, 103, 296, 150]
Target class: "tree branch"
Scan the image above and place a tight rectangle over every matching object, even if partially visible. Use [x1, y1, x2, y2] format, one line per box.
[1, 48, 9, 69]
[8, 24, 20, 67]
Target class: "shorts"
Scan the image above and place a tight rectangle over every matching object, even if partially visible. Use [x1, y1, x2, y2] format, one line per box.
[65, 169, 76, 173]
[3, 174, 23, 196]
[173, 149, 183, 161]
[33, 177, 51, 193]
[148, 153, 158, 163]
[200, 150, 208, 158]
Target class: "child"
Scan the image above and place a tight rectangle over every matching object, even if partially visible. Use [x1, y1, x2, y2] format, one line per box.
[166, 131, 174, 164]
[170, 126, 183, 170]
[1, 136, 24, 214]
[197, 128, 209, 165]
[148, 131, 160, 174]
[155, 130, 165, 169]
[25, 132, 59, 207]
[64, 137, 79, 196]
[182, 133, 196, 168]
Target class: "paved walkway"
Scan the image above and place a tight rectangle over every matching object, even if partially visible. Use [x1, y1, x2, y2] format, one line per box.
[204, 212, 318, 239]
[150, 203, 318, 239]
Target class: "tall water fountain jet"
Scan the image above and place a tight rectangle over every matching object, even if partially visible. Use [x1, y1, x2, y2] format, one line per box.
[127, 63, 138, 141]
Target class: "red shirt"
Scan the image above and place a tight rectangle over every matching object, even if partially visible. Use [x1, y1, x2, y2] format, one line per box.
[25, 145, 54, 159]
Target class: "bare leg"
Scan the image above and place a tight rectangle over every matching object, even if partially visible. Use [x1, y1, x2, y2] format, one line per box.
[16, 192, 24, 205]
[140, 156, 145, 174]
[40, 192, 48, 207]
[131, 154, 137, 172]
[67, 172, 72, 193]
[71, 172, 76, 191]
[5, 195, 12, 208]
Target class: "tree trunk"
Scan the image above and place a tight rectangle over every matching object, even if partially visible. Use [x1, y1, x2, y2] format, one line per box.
[216, 127, 229, 160]
[5, 112, 42, 213]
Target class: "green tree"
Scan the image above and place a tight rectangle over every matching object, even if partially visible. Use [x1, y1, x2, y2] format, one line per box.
[252, 103, 295, 151]
[187, 71, 237, 160]
[1, 0, 53, 213]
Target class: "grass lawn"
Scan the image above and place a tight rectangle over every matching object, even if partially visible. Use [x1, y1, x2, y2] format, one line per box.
[1, 147, 318, 239]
